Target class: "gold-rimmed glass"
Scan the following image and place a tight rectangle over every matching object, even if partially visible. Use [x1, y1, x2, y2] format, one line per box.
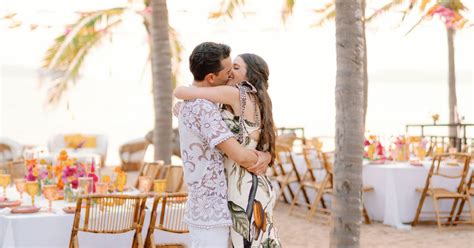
[0, 174, 11, 198]
[15, 178, 26, 200]
[138, 176, 153, 193]
[25, 181, 39, 206]
[153, 179, 167, 194]
[43, 184, 58, 212]
[78, 177, 93, 195]
[115, 174, 127, 192]
[95, 182, 108, 194]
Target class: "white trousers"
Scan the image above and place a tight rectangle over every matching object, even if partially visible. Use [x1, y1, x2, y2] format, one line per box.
[188, 226, 230, 248]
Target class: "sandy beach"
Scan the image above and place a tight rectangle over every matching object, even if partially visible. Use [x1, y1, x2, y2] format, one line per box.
[273, 204, 474, 248]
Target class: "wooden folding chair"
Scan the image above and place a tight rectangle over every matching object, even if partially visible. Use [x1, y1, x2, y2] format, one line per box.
[272, 143, 310, 207]
[119, 139, 149, 171]
[134, 161, 165, 189]
[144, 192, 188, 248]
[306, 152, 373, 224]
[69, 194, 147, 248]
[289, 145, 326, 215]
[412, 153, 472, 231]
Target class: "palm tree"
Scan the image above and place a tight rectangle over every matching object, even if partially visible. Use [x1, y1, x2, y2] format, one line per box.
[331, 0, 365, 247]
[150, 0, 173, 163]
[41, 0, 182, 163]
[405, 0, 470, 147]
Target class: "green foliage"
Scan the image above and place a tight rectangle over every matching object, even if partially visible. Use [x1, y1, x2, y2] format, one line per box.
[228, 201, 250, 238]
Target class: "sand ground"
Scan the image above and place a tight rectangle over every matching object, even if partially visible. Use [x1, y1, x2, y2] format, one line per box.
[273, 204, 474, 248]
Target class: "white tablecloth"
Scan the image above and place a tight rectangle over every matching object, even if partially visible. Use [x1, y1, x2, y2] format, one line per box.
[363, 161, 473, 229]
[0, 187, 191, 248]
[283, 155, 474, 229]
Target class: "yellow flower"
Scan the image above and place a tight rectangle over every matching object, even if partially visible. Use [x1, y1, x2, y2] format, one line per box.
[32, 167, 39, 177]
[102, 175, 111, 184]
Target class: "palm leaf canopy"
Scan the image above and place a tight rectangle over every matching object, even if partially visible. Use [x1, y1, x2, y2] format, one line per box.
[41, 3, 183, 106]
[41, 8, 125, 105]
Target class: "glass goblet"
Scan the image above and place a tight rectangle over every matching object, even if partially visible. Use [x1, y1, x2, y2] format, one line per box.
[25, 181, 39, 206]
[115, 174, 127, 193]
[78, 177, 93, 195]
[95, 182, 108, 194]
[0, 174, 11, 198]
[15, 178, 26, 200]
[43, 184, 58, 212]
[153, 179, 167, 194]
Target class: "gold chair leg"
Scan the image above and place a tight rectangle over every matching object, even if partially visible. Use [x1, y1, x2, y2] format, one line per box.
[288, 186, 303, 215]
[447, 197, 460, 225]
[362, 204, 371, 224]
[135, 232, 144, 248]
[432, 196, 442, 232]
[73, 235, 79, 248]
[274, 182, 289, 208]
[307, 187, 325, 221]
[412, 192, 427, 227]
[453, 198, 466, 225]
[465, 194, 474, 225]
[69, 231, 78, 248]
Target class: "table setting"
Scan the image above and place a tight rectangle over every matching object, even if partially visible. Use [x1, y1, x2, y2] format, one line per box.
[0, 150, 190, 248]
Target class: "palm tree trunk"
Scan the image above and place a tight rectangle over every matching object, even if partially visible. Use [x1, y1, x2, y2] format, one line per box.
[361, 0, 368, 126]
[447, 27, 458, 147]
[150, 0, 173, 163]
[331, 0, 365, 247]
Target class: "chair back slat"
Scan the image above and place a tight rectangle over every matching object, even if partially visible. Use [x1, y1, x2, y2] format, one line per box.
[145, 193, 188, 248]
[135, 161, 165, 188]
[302, 146, 321, 182]
[158, 193, 188, 232]
[73, 194, 147, 233]
[276, 143, 305, 182]
[424, 154, 471, 195]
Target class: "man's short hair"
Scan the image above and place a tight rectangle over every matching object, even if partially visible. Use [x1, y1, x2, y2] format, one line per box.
[189, 42, 231, 81]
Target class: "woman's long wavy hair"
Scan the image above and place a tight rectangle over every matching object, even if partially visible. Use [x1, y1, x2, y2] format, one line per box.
[239, 53, 276, 165]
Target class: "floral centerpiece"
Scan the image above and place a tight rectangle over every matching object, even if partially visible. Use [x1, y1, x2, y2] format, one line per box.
[364, 135, 386, 162]
[391, 136, 410, 161]
[55, 150, 98, 201]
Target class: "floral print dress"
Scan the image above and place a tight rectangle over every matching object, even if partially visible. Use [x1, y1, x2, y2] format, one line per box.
[222, 81, 281, 248]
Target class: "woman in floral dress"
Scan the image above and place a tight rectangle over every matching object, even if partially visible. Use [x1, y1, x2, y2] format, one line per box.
[174, 53, 281, 247]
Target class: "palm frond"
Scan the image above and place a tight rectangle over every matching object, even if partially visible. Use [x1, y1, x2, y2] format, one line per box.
[209, 0, 245, 19]
[41, 7, 125, 105]
[365, 0, 404, 23]
[405, 14, 429, 36]
[314, 2, 334, 13]
[420, 0, 433, 11]
[312, 5, 336, 27]
[281, 0, 295, 24]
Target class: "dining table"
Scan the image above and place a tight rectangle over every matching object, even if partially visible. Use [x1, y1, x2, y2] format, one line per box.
[279, 154, 474, 229]
[0, 186, 191, 248]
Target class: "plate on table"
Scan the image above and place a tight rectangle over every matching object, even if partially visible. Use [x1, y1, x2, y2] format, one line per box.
[410, 160, 423, 166]
[11, 206, 40, 214]
[0, 196, 7, 202]
[0, 200, 22, 208]
[368, 160, 386, 165]
[63, 206, 77, 214]
[63, 205, 86, 214]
